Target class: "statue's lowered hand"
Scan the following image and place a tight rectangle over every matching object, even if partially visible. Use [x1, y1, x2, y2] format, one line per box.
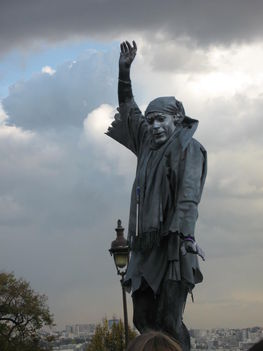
[181, 239, 205, 261]
[184, 241, 198, 254]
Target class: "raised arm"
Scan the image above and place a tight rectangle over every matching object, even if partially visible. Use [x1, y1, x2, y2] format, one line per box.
[118, 40, 137, 104]
[106, 40, 147, 155]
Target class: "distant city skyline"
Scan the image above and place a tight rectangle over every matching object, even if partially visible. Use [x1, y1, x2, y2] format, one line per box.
[1, 0, 263, 329]
[49, 323, 263, 351]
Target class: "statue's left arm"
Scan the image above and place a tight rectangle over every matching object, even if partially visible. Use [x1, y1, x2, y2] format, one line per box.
[168, 140, 207, 259]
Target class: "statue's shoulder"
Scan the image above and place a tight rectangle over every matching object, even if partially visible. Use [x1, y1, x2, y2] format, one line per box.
[119, 98, 143, 116]
[188, 138, 207, 165]
[191, 138, 206, 152]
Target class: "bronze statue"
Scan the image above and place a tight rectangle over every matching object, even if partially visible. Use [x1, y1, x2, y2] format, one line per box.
[106, 41, 207, 351]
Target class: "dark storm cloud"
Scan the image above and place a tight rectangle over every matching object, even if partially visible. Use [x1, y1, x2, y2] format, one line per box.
[2, 49, 118, 129]
[1, 0, 263, 56]
[196, 94, 263, 152]
[141, 40, 211, 73]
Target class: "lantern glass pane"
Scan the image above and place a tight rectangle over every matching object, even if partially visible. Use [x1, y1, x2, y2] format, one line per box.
[114, 253, 128, 268]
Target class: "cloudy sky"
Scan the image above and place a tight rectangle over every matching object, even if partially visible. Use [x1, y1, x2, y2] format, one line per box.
[1, 0, 263, 330]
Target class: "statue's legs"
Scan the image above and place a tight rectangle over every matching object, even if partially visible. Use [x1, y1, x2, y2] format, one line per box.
[156, 279, 191, 351]
[132, 278, 191, 351]
[132, 279, 157, 333]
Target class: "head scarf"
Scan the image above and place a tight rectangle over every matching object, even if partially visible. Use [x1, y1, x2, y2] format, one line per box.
[145, 96, 185, 122]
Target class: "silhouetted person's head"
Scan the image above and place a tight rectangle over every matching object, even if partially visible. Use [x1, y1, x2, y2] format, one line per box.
[127, 331, 182, 351]
[248, 339, 263, 351]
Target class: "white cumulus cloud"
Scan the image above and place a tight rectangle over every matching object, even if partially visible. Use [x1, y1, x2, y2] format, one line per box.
[83, 104, 115, 143]
[82, 104, 136, 178]
[41, 65, 56, 75]
[0, 102, 8, 124]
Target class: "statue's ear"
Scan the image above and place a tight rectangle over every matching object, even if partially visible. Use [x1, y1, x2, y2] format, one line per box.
[172, 114, 180, 125]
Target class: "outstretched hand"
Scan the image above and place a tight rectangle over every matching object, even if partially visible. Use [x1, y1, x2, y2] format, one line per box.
[119, 40, 137, 72]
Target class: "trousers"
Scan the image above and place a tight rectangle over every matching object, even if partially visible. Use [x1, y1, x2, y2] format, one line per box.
[132, 279, 191, 351]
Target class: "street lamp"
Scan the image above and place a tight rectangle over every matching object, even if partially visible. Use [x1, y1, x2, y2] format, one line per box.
[109, 219, 130, 348]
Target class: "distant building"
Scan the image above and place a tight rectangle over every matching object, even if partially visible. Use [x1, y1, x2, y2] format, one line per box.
[190, 326, 263, 351]
[53, 344, 88, 351]
[65, 323, 96, 337]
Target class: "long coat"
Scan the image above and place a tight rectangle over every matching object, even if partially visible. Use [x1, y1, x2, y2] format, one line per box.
[106, 99, 207, 294]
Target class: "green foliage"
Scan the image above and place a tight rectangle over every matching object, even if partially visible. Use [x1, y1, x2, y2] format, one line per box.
[86, 317, 136, 351]
[0, 272, 54, 351]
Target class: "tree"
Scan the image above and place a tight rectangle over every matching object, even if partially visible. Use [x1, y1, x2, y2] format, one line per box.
[86, 317, 136, 351]
[0, 272, 54, 351]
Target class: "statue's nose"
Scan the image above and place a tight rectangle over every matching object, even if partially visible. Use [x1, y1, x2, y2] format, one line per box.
[153, 121, 160, 129]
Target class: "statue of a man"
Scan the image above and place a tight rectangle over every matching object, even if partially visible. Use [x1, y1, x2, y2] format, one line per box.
[106, 41, 207, 351]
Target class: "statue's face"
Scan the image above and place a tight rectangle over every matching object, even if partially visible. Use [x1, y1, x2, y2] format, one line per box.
[146, 113, 176, 146]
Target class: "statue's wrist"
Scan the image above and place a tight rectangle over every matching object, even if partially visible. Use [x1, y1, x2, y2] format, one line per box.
[119, 79, 131, 85]
[182, 235, 195, 243]
[119, 68, 131, 81]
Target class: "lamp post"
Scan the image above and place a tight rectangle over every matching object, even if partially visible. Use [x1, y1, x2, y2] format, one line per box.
[109, 219, 130, 348]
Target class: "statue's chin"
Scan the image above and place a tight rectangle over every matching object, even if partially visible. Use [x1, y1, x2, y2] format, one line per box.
[152, 134, 168, 146]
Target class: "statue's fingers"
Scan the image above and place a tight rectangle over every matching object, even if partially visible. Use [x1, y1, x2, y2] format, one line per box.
[132, 40, 137, 52]
[120, 42, 125, 54]
[126, 41, 132, 52]
[122, 41, 128, 53]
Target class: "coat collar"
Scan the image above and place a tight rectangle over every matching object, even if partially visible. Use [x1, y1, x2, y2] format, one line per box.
[179, 116, 199, 151]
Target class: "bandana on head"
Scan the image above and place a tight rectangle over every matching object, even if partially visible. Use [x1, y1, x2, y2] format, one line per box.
[145, 96, 185, 121]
